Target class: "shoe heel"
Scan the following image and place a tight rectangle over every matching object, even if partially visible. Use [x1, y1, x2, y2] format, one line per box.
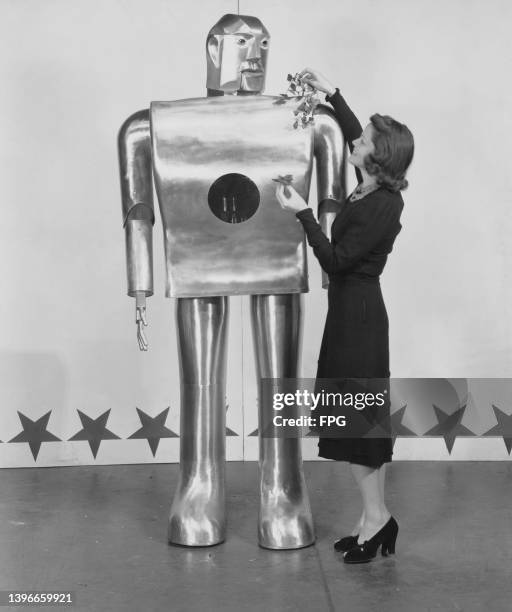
[381, 529, 398, 556]
[381, 540, 395, 556]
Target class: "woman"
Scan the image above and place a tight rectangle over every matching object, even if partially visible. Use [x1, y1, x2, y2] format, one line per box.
[275, 67, 414, 563]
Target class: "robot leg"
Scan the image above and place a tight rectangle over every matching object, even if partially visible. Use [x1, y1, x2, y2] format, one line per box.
[251, 294, 315, 549]
[168, 296, 228, 546]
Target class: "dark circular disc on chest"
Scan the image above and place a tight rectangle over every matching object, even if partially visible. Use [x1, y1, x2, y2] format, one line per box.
[208, 173, 260, 224]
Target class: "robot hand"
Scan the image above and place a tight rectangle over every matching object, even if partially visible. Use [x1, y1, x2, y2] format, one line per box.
[135, 292, 149, 351]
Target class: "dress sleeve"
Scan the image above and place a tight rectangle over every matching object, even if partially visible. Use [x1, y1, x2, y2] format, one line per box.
[295, 200, 399, 275]
[325, 88, 363, 184]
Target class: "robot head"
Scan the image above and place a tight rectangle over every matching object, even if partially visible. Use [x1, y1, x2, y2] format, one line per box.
[206, 14, 270, 94]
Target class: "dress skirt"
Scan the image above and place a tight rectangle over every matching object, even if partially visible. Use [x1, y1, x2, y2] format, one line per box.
[316, 277, 393, 468]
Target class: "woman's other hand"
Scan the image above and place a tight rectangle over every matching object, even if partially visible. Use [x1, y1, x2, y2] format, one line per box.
[275, 183, 309, 214]
[299, 67, 336, 97]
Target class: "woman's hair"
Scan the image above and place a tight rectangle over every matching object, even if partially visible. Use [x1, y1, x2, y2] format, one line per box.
[364, 114, 414, 192]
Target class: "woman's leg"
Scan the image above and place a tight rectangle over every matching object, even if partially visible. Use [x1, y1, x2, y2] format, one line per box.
[378, 463, 389, 515]
[350, 463, 390, 543]
[350, 509, 365, 536]
[348, 463, 388, 536]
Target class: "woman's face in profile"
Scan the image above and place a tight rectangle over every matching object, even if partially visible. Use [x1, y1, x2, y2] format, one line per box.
[349, 124, 375, 168]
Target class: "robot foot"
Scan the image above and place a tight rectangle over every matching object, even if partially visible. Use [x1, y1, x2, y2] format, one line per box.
[258, 489, 315, 550]
[168, 483, 226, 547]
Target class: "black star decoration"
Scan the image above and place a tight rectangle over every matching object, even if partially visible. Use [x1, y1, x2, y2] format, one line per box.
[69, 409, 120, 458]
[482, 404, 512, 455]
[390, 405, 418, 448]
[225, 404, 238, 437]
[363, 412, 392, 438]
[362, 404, 418, 449]
[9, 411, 60, 460]
[424, 404, 475, 454]
[129, 407, 178, 456]
[248, 399, 260, 436]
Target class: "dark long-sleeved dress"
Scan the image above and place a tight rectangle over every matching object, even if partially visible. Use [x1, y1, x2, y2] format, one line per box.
[296, 89, 404, 468]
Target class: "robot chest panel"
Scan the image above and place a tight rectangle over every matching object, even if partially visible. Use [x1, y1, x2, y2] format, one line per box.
[150, 96, 313, 298]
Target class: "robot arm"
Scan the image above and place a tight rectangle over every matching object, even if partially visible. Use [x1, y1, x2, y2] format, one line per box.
[118, 110, 155, 350]
[313, 105, 345, 288]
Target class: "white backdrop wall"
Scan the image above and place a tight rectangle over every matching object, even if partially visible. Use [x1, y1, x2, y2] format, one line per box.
[0, 0, 510, 466]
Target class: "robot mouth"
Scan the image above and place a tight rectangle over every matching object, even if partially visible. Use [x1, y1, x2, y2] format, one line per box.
[242, 69, 263, 76]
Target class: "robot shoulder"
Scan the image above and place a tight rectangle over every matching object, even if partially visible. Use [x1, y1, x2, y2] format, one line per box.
[312, 104, 343, 143]
[118, 109, 150, 148]
[118, 109, 154, 226]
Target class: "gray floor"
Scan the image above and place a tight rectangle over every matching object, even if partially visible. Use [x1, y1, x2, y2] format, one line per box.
[1, 461, 511, 612]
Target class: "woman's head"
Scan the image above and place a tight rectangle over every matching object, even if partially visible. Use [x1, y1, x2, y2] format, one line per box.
[350, 115, 414, 191]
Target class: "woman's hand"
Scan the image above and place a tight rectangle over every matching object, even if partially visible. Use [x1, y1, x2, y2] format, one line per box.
[299, 67, 336, 96]
[275, 183, 309, 214]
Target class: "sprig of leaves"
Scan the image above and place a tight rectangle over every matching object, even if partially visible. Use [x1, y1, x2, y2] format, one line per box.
[274, 73, 320, 129]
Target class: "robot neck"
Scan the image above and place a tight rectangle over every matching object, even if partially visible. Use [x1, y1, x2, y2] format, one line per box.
[207, 88, 260, 97]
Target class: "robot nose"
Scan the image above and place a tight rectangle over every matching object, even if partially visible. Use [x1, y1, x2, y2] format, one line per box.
[247, 38, 261, 61]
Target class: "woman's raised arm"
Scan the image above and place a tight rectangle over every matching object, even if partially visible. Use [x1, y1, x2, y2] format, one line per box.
[300, 68, 363, 183]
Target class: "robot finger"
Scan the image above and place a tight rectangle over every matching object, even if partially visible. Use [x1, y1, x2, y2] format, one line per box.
[140, 308, 148, 326]
[139, 325, 149, 350]
[137, 323, 148, 351]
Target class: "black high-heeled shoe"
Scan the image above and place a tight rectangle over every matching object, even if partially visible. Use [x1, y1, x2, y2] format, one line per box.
[343, 517, 398, 564]
[333, 535, 359, 552]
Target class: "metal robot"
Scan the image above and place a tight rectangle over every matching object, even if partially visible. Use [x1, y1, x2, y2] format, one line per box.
[118, 13, 345, 549]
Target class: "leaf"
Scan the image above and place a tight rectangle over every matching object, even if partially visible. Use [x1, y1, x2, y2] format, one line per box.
[272, 174, 294, 186]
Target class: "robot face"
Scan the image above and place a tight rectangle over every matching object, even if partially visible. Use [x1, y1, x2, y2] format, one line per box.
[206, 14, 270, 94]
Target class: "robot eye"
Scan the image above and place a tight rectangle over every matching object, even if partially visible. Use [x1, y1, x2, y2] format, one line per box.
[237, 38, 247, 46]
[261, 40, 269, 48]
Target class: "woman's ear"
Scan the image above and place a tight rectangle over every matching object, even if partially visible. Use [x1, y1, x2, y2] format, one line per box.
[207, 35, 221, 68]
